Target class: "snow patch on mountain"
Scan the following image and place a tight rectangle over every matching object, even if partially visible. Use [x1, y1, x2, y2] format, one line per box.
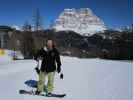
[11, 25, 21, 30]
[51, 8, 107, 36]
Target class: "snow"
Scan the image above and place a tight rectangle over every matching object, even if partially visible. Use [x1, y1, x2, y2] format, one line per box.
[0, 56, 133, 100]
[0, 50, 13, 65]
[11, 25, 21, 30]
[51, 8, 106, 35]
[0, 50, 24, 65]
[54, 24, 106, 36]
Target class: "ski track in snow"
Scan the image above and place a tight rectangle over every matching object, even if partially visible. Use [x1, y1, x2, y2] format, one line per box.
[0, 56, 133, 100]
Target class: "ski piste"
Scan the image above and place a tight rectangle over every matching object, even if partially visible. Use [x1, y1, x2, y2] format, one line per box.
[19, 89, 66, 98]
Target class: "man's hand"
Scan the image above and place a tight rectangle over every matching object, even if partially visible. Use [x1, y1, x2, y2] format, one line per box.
[35, 67, 40, 74]
[60, 73, 64, 79]
[35, 58, 39, 62]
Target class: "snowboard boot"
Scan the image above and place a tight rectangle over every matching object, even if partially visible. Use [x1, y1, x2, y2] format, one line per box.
[46, 92, 52, 96]
[35, 90, 41, 95]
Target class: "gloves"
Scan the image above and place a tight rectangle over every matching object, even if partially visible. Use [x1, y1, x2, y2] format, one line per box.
[35, 67, 40, 74]
[35, 58, 39, 62]
[60, 73, 64, 79]
[57, 66, 61, 73]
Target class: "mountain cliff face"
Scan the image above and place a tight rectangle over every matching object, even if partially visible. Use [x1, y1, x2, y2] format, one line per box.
[51, 8, 107, 36]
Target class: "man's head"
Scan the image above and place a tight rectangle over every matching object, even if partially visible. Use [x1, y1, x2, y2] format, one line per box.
[46, 39, 55, 49]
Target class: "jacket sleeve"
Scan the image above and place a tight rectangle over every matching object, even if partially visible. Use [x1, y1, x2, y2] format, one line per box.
[34, 48, 44, 61]
[55, 49, 62, 68]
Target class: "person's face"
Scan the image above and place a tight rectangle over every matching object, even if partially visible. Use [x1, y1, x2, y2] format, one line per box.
[47, 40, 53, 49]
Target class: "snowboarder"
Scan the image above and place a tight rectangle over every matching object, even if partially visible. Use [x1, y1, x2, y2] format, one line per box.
[34, 39, 62, 96]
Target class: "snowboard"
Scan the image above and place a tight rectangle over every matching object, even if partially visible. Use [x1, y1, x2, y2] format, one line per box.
[19, 89, 66, 98]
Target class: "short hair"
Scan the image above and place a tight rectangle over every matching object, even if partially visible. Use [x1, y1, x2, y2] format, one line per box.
[46, 39, 56, 48]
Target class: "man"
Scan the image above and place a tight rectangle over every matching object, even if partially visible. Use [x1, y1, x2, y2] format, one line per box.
[34, 39, 62, 95]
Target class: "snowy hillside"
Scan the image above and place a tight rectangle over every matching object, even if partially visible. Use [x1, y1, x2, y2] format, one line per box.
[51, 8, 106, 35]
[0, 56, 133, 100]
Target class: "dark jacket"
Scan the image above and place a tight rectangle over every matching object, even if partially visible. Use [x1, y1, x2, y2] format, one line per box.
[34, 47, 61, 73]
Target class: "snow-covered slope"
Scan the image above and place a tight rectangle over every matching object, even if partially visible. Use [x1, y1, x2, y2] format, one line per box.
[51, 8, 106, 36]
[0, 56, 133, 100]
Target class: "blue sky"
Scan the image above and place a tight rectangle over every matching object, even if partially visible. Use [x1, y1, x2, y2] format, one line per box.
[0, 0, 132, 28]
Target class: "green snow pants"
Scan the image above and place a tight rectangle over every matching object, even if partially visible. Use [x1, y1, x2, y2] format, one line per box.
[37, 71, 55, 93]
